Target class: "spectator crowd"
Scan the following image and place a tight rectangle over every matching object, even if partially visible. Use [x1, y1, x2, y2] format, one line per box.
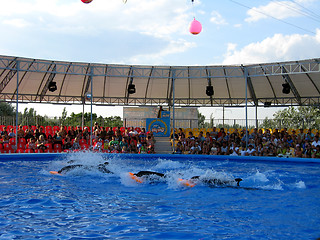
[0, 123, 156, 154]
[171, 127, 320, 158]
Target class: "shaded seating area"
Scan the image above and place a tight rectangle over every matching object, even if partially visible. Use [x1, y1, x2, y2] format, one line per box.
[0, 124, 155, 154]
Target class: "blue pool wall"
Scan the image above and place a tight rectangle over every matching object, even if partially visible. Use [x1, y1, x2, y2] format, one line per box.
[0, 153, 319, 164]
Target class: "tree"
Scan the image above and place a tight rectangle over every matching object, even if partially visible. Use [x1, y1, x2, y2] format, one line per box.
[198, 111, 206, 128]
[0, 102, 15, 116]
[61, 107, 68, 125]
[261, 106, 320, 129]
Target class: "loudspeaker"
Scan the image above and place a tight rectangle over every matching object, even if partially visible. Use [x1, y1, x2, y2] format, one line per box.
[128, 83, 136, 94]
[48, 81, 57, 92]
[264, 102, 272, 107]
[206, 86, 214, 96]
[282, 83, 290, 94]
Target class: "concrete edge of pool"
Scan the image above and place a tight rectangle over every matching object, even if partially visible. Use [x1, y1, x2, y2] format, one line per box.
[0, 153, 319, 164]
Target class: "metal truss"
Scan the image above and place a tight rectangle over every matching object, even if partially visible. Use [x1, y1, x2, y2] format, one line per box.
[1, 55, 320, 107]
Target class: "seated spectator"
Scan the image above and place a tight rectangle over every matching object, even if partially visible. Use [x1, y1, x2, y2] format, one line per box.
[27, 138, 36, 151]
[93, 138, 103, 151]
[139, 128, 147, 139]
[245, 144, 256, 156]
[198, 131, 206, 143]
[103, 139, 110, 151]
[24, 127, 34, 141]
[114, 130, 122, 142]
[312, 136, 320, 149]
[8, 128, 16, 138]
[312, 145, 320, 158]
[175, 141, 183, 154]
[109, 136, 120, 150]
[294, 144, 303, 158]
[82, 127, 90, 143]
[67, 127, 76, 140]
[229, 142, 240, 156]
[36, 135, 47, 151]
[139, 142, 147, 154]
[75, 126, 82, 138]
[17, 126, 25, 138]
[53, 132, 63, 145]
[219, 141, 229, 155]
[210, 143, 220, 155]
[129, 127, 138, 137]
[190, 141, 201, 154]
[305, 129, 314, 141]
[63, 136, 72, 150]
[202, 141, 210, 155]
[39, 127, 47, 140]
[303, 143, 313, 158]
[1, 126, 7, 137]
[107, 128, 114, 139]
[128, 141, 138, 153]
[99, 127, 107, 140]
[71, 137, 81, 151]
[147, 135, 155, 153]
[121, 145, 128, 153]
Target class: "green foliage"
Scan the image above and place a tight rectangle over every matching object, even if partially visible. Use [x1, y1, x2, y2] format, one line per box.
[198, 111, 206, 128]
[0, 102, 15, 116]
[64, 112, 123, 127]
[261, 106, 320, 129]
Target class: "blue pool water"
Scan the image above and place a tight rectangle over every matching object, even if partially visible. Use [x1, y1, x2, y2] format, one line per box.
[0, 153, 320, 240]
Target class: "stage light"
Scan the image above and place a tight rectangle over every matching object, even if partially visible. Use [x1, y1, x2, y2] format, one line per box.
[48, 81, 57, 92]
[128, 83, 136, 94]
[206, 86, 214, 96]
[264, 102, 272, 107]
[282, 83, 290, 94]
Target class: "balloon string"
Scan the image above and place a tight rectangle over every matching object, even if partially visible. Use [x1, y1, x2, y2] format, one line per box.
[191, 0, 195, 18]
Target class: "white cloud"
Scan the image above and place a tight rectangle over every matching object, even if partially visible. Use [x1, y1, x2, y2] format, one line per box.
[210, 11, 227, 25]
[245, 0, 314, 22]
[0, 0, 196, 63]
[0, 0, 192, 38]
[125, 39, 197, 65]
[2, 18, 31, 28]
[223, 29, 320, 65]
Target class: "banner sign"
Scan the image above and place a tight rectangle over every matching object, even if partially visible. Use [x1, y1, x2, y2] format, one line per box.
[146, 118, 171, 137]
[161, 111, 170, 118]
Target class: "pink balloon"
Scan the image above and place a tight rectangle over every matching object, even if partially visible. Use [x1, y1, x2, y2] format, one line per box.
[189, 18, 202, 35]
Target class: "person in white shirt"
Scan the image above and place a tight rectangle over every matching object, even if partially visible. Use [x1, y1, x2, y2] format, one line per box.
[312, 136, 320, 149]
[245, 144, 256, 156]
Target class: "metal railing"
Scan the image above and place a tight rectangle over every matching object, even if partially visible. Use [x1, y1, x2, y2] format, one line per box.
[1, 116, 320, 130]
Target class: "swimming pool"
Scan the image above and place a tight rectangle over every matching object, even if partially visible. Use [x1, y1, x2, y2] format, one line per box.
[0, 153, 319, 240]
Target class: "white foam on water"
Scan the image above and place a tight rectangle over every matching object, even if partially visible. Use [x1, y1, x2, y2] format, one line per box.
[246, 170, 270, 183]
[295, 181, 306, 189]
[154, 159, 186, 170]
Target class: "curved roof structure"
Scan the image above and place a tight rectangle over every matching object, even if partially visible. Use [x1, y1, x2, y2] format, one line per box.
[0, 55, 320, 107]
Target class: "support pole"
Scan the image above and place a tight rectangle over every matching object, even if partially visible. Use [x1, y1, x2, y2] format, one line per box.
[222, 106, 225, 127]
[15, 61, 19, 151]
[82, 103, 84, 130]
[255, 105, 258, 128]
[90, 67, 93, 149]
[172, 70, 176, 153]
[244, 66, 249, 150]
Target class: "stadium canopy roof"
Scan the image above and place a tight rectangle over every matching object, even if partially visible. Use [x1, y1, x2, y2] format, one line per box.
[0, 55, 320, 108]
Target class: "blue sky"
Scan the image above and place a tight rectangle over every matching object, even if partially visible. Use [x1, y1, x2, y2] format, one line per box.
[1, 0, 320, 119]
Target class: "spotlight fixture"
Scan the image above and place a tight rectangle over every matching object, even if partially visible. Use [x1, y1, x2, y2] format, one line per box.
[206, 86, 214, 96]
[48, 81, 57, 92]
[264, 102, 272, 107]
[128, 83, 136, 94]
[282, 83, 290, 94]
